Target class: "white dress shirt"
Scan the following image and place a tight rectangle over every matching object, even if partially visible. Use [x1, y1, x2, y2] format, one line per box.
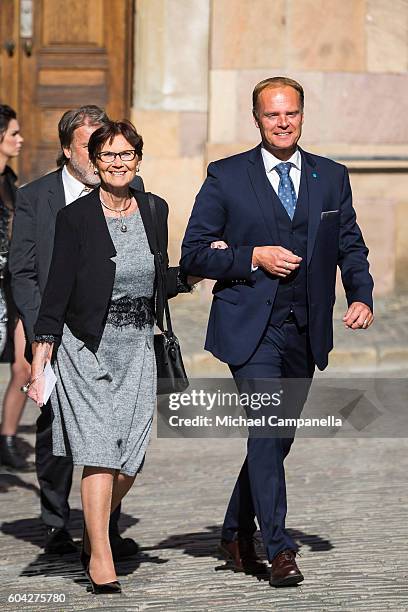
[62, 165, 94, 205]
[261, 147, 301, 197]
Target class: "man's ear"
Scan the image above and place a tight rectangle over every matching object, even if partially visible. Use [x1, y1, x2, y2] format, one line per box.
[62, 146, 71, 160]
[253, 111, 259, 129]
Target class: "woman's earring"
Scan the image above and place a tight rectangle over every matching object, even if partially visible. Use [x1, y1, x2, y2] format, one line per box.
[136, 164, 140, 173]
[94, 168, 99, 175]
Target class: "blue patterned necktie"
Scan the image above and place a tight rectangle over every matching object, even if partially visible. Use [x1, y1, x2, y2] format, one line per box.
[275, 162, 297, 220]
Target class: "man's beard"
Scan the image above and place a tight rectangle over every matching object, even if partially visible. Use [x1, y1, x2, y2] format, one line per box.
[68, 156, 100, 187]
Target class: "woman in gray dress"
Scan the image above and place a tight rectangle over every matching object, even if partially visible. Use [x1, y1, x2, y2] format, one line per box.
[28, 120, 195, 594]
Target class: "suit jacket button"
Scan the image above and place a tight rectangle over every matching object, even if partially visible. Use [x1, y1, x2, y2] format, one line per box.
[266, 299, 272, 306]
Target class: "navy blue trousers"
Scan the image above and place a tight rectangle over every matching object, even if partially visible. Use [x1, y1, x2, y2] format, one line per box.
[222, 320, 315, 562]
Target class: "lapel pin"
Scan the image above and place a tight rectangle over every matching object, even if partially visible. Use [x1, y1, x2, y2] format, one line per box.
[312, 172, 318, 178]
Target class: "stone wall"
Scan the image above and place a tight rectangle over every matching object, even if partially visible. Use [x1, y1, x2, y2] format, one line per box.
[132, 0, 408, 295]
[131, 0, 209, 262]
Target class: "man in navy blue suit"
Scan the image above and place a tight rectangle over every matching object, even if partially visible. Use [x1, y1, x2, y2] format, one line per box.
[181, 77, 374, 586]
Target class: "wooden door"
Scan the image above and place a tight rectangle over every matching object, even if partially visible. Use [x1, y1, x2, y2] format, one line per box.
[0, 0, 134, 183]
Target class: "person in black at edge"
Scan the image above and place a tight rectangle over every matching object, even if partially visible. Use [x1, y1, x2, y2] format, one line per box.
[0, 104, 31, 471]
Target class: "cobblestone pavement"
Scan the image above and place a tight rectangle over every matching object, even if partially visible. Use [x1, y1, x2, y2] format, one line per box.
[1, 293, 407, 611]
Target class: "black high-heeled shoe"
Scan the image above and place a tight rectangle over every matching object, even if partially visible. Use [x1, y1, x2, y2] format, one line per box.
[85, 568, 122, 595]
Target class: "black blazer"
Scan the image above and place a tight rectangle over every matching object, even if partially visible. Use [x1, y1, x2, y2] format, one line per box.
[0, 165, 17, 247]
[9, 168, 144, 345]
[0, 166, 18, 362]
[34, 187, 179, 352]
[0, 165, 17, 209]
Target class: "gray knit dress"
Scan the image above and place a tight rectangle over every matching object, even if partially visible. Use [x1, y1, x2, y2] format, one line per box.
[51, 211, 156, 476]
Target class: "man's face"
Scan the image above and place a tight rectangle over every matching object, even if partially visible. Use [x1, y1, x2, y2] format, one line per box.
[253, 86, 304, 160]
[63, 122, 101, 185]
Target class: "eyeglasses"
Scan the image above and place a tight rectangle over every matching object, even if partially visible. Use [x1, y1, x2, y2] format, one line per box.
[96, 150, 137, 163]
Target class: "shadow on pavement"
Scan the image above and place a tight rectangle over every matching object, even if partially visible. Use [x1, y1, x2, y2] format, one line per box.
[147, 524, 333, 578]
[1, 508, 167, 589]
[287, 528, 334, 552]
[1, 506, 141, 549]
[0, 472, 39, 494]
[11, 435, 35, 462]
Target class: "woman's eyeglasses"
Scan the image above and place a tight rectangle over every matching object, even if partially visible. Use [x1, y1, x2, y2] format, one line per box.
[96, 150, 137, 163]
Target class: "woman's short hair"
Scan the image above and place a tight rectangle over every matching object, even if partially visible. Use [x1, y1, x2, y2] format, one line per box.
[0, 104, 17, 143]
[252, 77, 304, 118]
[88, 120, 143, 164]
[56, 105, 108, 167]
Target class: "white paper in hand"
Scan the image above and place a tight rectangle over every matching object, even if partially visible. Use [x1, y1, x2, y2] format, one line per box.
[42, 361, 57, 405]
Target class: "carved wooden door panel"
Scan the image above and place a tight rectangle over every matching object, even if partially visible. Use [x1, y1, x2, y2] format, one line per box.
[0, 0, 134, 182]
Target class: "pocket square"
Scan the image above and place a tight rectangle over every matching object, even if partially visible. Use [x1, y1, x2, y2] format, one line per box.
[321, 210, 339, 219]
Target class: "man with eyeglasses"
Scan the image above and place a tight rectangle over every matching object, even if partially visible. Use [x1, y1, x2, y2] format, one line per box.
[9, 106, 144, 556]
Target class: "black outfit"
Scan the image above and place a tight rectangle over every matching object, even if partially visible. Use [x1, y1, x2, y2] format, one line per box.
[0, 165, 18, 363]
[35, 187, 180, 344]
[9, 169, 145, 532]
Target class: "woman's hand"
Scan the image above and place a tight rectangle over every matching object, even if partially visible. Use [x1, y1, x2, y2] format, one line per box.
[27, 342, 54, 407]
[186, 241, 229, 286]
[211, 240, 228, 250]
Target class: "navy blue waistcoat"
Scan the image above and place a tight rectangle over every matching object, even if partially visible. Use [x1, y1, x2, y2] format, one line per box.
[268, 169, 308, 327]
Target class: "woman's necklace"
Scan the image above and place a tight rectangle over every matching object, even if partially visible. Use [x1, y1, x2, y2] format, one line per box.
[100, 196, 132, 233]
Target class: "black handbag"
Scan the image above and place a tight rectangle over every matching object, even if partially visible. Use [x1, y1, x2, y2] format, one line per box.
[148, 194, 189, 395]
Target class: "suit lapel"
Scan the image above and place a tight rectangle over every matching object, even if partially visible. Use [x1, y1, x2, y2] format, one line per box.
[47, 169, 66, 216]
[247, 145, 323, 264]
[299, 148, 322, 266]
[247, 145, 280, 245]
[85, 189, 117, 258]
[81, 188, 155, 259]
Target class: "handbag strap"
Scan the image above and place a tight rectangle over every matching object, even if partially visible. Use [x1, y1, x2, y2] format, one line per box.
[148, 193, 173, 335]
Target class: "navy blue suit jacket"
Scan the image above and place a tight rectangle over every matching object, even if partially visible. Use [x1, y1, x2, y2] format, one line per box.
[181, 145, 373, 370]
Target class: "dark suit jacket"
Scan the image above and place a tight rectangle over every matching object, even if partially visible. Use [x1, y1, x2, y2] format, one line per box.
[180, 144, 374, 370]
[9, 168, 144, 345]
[34, 187, 178, 353]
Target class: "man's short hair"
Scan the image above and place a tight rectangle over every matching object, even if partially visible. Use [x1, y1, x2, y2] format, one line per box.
[56, 105, 109, 167]
[0, 104, 17, 143]
[252, 77, 304, 118]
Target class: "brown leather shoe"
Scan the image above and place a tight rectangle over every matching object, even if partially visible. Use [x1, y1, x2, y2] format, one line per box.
[218, 538, 266, 574]
[269, 549, 304, 587]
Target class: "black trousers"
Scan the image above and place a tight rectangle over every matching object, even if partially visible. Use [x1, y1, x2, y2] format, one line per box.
[222, 320, 315, 562]
[36, 401, 121, 533]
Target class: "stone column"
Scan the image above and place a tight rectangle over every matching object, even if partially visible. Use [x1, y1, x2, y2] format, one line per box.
[132, 0, 210, 261]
